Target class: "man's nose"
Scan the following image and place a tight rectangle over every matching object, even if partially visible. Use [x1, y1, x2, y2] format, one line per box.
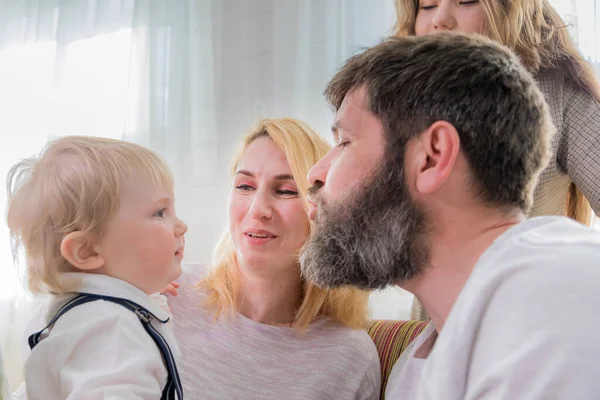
[307, 152, 331, 189]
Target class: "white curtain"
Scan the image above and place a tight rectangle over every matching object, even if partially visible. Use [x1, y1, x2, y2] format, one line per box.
[0, 0, 402, 390]
[1, 0, 598, 390]
[550, 0, 600, 74]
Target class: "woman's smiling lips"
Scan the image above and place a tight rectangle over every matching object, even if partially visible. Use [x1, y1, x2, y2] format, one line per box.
[244, 229, 277, 244]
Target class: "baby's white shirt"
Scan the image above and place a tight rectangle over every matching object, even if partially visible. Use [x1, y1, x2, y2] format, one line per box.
[13, 273, 179, 400]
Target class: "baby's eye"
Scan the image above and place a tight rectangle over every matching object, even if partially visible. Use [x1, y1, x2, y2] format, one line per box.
[154, 208, 166, 218]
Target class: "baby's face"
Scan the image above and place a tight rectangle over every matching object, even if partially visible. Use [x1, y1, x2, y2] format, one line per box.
[95, 180, 188, 294]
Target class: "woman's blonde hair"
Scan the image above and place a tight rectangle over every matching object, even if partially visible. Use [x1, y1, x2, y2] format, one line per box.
[198, 118, 370, 330]
[393, 0, 599, 225]
[6, 135, 174, 294]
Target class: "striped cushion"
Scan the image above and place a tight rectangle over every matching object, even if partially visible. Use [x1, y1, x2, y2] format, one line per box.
[367, 320, 428, 399]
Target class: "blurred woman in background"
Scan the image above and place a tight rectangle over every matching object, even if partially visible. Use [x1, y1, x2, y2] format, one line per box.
[393, 0, 600, 320]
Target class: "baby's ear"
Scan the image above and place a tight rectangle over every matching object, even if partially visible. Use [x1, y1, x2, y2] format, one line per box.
[60, 232, 105, 270]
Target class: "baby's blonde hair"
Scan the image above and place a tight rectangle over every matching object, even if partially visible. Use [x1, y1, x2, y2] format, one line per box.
[6, 135, 173, 294]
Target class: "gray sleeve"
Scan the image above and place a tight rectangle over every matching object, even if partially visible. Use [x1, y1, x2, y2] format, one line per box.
[557, 82, 600, 214]
[355, 346, 381, 400]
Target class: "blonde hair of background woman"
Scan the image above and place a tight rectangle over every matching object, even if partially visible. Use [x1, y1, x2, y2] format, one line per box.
[393, 0, 599, 225]
[198, 118, 370, 330]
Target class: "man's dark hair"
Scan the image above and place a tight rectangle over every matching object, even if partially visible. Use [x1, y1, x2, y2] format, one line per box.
[325, 33, 553, 212]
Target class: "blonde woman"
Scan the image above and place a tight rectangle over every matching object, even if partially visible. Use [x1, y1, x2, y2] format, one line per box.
[393, 0, 600, 321]
[166, 118, 381, 400]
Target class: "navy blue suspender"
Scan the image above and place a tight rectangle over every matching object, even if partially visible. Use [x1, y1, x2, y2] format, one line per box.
[29, 293, 183, 399]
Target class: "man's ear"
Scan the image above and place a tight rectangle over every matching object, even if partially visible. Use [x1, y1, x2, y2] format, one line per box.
[414, 121, 460, 195]
[60, 231, 105, 271]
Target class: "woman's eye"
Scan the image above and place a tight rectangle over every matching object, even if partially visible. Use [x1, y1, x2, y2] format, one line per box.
[419, 1, 436, 10]
[235, 184, 254, 191]
[276, 189, 298, 196]
[337, 141, 350, 148]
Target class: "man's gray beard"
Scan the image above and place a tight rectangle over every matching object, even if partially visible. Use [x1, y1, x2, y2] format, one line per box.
[300, 159, 429, 290]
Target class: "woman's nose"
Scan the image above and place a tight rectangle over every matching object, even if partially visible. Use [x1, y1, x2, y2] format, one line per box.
[248, 192, 273, 220]
[432, 4, 457, 31]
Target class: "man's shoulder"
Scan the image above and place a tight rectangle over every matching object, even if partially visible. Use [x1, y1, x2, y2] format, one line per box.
[502, 215, 598, 243]
[454, 217, 600, 331]
[478, 217, 600, 274]
[422, 218, 600, 398]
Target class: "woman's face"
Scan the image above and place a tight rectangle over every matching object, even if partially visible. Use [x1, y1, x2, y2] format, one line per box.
[414, 0, 486, 36]
[229, 136, 310, 273]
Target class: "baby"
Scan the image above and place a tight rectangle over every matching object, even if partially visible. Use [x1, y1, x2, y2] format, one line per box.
[7, 136, 187, 399]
